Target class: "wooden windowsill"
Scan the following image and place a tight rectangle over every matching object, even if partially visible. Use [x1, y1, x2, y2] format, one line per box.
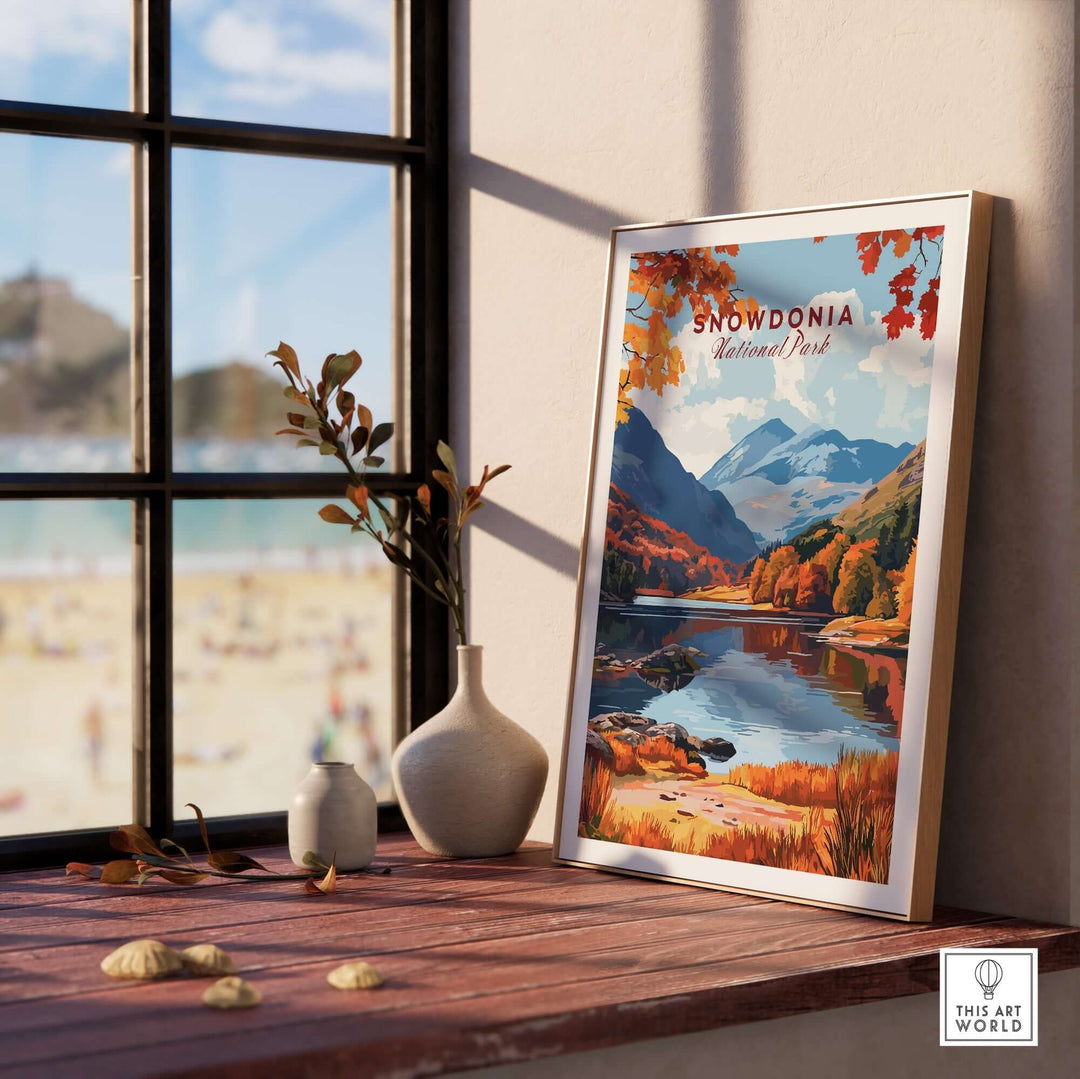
[1, 834, 1077, 1077]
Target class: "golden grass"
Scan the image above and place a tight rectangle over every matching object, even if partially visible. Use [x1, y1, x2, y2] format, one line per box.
[583, 746, 900, 882]
[596, 730, 705, 778]
[822, 748, 898, 882]
[720, 759, 834, 808]
[579, 753, 615, 833]
[594, 799, 826, 874]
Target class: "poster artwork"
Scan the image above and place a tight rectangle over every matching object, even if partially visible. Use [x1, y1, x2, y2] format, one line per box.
[579, 227, 945, 883]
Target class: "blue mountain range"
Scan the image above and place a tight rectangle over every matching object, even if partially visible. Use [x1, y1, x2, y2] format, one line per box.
[700, 420, 914, 545]
[611, 408, 759, 564]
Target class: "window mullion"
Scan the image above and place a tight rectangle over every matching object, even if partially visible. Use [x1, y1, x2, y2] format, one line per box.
[141, 1, 173, 836]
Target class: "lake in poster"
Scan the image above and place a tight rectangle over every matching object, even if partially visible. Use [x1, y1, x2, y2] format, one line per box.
[575, 224, 948, 885]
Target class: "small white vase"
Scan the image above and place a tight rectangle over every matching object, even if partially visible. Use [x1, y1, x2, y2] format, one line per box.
[392, 645, 548, 857]
[288, 762, 377, 870]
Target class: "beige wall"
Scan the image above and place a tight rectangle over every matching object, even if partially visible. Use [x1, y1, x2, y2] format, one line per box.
[449, 0, 1074, 1070]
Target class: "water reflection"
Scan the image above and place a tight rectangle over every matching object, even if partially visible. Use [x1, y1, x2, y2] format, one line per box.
[589, 602, 903, 769]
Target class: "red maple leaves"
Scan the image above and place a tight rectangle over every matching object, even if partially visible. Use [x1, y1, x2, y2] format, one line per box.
[856, 226, 944, 341]
[918, 277, 940, 340]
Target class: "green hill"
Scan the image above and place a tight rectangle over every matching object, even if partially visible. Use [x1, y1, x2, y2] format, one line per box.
[833, 441, 925, 541]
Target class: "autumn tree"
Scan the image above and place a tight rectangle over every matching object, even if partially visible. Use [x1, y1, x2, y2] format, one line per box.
[817, 532, 852, 593]
[617, 246, 751, 423]
[854, 226, 944, 342]
[773, 565, 799, 608]
[833, 542, 885, 616]
[895, 541, 918, 624]
[747, 556, 766, 601]
[866, 585, 897, 620]
[795, 561, 832, 612]
[751, 546, 799, 605]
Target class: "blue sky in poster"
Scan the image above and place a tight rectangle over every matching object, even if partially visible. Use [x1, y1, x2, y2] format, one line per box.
[0, 1, 392, 409]
[627, 230, 945, 478]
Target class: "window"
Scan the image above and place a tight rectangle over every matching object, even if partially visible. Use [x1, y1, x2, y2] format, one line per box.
[0, 2, 448, 868]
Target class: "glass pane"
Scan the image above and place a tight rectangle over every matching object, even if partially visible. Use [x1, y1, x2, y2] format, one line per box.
[0, 134, 133, 472]
[0, 500, 133, 837]
[172, 499, 395, 819]
[0, 1, 131, 110]
[171, 149, 394, 473]
[172, 1, 393, 134]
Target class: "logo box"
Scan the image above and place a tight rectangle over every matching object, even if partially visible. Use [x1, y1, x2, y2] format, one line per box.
[939, 948, 1038, 1046]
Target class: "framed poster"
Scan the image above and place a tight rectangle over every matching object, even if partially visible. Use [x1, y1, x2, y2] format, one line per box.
[553, 192, 992, 920]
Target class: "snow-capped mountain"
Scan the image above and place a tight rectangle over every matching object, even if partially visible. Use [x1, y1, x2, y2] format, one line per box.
[700, 421, 914, 545]
[698, 417, 795, 488]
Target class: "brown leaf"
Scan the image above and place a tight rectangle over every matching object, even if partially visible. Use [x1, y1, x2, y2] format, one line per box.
[303, 859, 338, 895]
[351, 426, 369, 455]
[355, 404, 373, 433]
[346, 485, 370, 519]
[208, 850, 268, 873]
[319, 504, 355, 525]
[109, 824, 166, 858]
[274, 427, 309, 438]
[416, 484, 431, 514]
[485, 463, 511, 481]
[100, 859, 142, 885]
[268, 342, 301, 380]
[159, 870, 209, 886]
[431, 469, 456, 497]
[322, 351, 362, 393]
[287, 411, 307, 427]
[65, 862, 97, 879]
[368, 422, 393, 455]
[185, 803, 213, 856]
[379, 540, 411, 570]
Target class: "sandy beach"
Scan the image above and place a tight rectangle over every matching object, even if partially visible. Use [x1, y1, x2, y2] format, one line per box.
[0, 561, 395, 839]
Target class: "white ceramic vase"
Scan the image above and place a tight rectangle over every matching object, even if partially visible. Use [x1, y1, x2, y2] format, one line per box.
[288, 761, 377, 870]
[392, 645, 548, 857]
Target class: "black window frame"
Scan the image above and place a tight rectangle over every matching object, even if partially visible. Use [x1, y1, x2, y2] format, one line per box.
[0, 2, 449, 870]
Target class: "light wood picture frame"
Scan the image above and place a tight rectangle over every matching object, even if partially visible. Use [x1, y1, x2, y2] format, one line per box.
[553, 192, 992, 921]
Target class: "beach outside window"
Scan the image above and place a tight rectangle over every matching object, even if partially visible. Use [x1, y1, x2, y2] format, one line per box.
[172, 500, 394, 819]
[0, 2, 447, 863]
[0, 501, 134, 835]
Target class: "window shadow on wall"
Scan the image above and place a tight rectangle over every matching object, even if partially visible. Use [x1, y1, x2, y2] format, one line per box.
[451, 0, 739, 580]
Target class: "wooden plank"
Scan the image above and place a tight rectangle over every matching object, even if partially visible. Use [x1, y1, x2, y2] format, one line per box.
[0, 840, 1076, 1078]
[0, 876, 767, 1003]
[0, 834, 520, 912]
[5, 916, 1072, 1077]
[0, 902, 997, 1062]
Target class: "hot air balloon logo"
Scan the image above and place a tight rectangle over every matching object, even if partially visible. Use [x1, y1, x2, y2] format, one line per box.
[974, 958, 1004, 1000]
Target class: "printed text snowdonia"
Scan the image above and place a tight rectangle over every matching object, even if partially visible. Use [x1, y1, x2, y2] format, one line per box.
[692, 302, 853, 334]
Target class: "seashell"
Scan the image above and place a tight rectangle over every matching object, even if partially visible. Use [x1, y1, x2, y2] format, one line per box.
[180, 944, 237, 977]
[202, 976, 261, 1009]
[327, 960, 384, 990]
[100, 939, 184, 980]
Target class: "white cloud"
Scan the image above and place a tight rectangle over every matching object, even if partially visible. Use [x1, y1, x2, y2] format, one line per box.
[200, 7, 389, 107]
[0, 1, 128, 63]
[647, 396, 769, 479]
[858, 332, 934, 387]
[772, 352, 819, 421]
[824, 387, 836, 407]
[221, 281, 260, 360]
[856, 328, 934, 431]
[103, 146, 131, 176]
[318, 0, 391, 38]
